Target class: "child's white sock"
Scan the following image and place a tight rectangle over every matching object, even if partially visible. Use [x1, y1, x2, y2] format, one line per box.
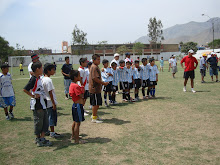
[184, 86, 186, 90]
[191, 88, 194, 91]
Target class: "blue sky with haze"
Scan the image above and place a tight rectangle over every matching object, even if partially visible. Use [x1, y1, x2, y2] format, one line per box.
[0, 0, 219, 52]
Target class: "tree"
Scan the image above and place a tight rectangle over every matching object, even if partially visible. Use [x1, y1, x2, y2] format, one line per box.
[208, 39, 220, 49]
[13, 43, 26, 56]
[181, 42, 198, 54]
[72, 25, 88, 55]
[148, 17, 164, 43]
[97, 41, 108, 50]
[133, 42, 145, 55]
[0, 36, 14, 63]
[116, 45, 129, 55]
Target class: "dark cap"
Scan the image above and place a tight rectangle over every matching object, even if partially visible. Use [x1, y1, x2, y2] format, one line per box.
[1, 63, 10, 69]
[125, 52, 131, 56]
[31, 54, 39, 60]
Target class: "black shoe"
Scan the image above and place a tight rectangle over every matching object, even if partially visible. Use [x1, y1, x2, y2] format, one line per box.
[45, 131, 50, 136]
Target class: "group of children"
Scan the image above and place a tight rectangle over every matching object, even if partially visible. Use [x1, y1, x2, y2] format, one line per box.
[0, 53, 159, 146]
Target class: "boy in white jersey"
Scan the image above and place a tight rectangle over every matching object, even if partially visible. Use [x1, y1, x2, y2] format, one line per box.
[78, 58, 89, 116]
[23, 61, 52, 147]
[111, 62, 119, 104]
[118, 60, 128, 102]
[101, 59, 113, 106]
[133, 60, 142, 101]
[125, 61, 134, 102]
[86, 62, 93, 109]
[148, 58, 159, 98]
[0, 64, 16, 120]
[42, 63, 60, 138]
[141, 58, 150, 99]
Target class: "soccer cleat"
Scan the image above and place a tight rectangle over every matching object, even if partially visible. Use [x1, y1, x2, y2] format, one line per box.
[216, 80, 219, 82]
[88, 105, 92, 109]
[183, 88, 186, 92]
[91, 118, 103, 123]
[104, 102, 109, 107]
[45, 131, 50, 136]
[50, 132, 61, 138]
[122, 99, 128, 102]
[192, 89, 196, 93]
[5, 116, 10, 120]
[9, 112, 14, 119]
[40, 138, 52, 146]
[113, 101, 119, 105]
[84, 112, 89, 116]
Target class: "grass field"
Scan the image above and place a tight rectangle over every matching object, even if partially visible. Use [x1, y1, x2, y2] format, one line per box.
[0, 61, 220, 165]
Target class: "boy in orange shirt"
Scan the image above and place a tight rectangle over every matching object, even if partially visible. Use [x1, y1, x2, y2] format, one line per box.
[69, 70, 86, 144]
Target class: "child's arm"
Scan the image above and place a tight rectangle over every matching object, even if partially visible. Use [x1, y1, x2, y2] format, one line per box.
[93, 77, 109, 86]
[156, 74, 158, 82]
[23, 89, 40, 99]
[48, 90, 56, 110]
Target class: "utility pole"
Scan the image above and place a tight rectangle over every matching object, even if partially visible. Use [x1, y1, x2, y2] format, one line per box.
[202, 14, 215, 52]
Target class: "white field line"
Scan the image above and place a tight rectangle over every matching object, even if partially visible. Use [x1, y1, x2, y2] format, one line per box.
[12, 76, 63, 81]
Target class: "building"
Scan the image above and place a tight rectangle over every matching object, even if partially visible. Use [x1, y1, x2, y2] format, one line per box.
[68, 43, 179, 56]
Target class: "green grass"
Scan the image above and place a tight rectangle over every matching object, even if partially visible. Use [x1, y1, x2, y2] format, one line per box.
[0, 62, 220, 165]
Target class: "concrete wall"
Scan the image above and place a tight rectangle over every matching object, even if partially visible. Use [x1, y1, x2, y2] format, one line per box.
[8, 52, 181, 67]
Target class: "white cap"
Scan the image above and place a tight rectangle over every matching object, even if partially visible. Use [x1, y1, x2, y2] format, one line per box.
[114, 53, 120, 57]
[173, 55, 176, 57]
[211, 52, 216, 55]
[188, 49, 194, 53]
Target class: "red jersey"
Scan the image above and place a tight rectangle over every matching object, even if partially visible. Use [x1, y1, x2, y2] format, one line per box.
[69, 83, 84, 102]
[180, 56, 198, 72]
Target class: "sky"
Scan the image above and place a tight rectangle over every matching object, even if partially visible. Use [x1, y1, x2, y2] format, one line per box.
[0, 0, 219, 52]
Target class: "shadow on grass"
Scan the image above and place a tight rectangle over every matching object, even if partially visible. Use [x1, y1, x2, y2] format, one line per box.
[97, 111, 112, 116]
[52, 133, 111, 151]
[57, 107, 64, 110]
[57, 112, 69, 116]
[10, 117, 32, 122]
[104, 118, 131, 125]
[196, 90, 211, 93]
[153, 97, 172, 100]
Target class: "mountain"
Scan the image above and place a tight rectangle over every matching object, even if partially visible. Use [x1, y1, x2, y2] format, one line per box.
[135, 17, 220, 45]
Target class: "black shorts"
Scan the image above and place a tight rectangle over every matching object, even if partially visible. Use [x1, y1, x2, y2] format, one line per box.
[128, 83, 133, 89]
[20, 69, 23, 71]
[200, 69, 206, 77]
[134, 79, 141, 89]
[119, 82, 129, 90]
[90, 93, 102, 106]
[184, 70, 195, 79]
[103, 81, 112, 92]
[149, 81, 157, 87]
[84, 90, 89, 99]
[33, 109, 49, 135]
[112, 85, 118, 92]
[72, 103, 85, 122]
[142, 79, 149, 88]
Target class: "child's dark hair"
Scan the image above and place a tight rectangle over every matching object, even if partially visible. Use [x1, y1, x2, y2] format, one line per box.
[87, 61, 92, 67]
[69, 70, 79, 80]
[79, 58, 87, 65]
[142, 58, 147, 63]
[119, 60, 125, 64]
[65, 56, 69, 61]
[111, 62, 117, 67]
[126, 61, 132, 65]
[92, 54, 100, 60]
[102, 59, 109, 64]
[134, 60, 140, 64]
[31, 61, 42, 72]
[149, 58, 155, 63]
[44, 63, 55, 74]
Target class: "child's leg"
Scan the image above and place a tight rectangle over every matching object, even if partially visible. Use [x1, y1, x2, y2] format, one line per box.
[135, 88, 138, 98]
[71, 122, 75, 139]
[92, 105, 99, 118]
[122, 90, 126, 100]
[152, 85, 156, 96]
[104, 91, 107, 103]
[9, 105, 13, 113]
[142, 87, 145, 97]
[112, 91, 116, 102]
[127, 89, 131, 101]
[74, 122, 81, 143]
[108, 91, 112, 103]
[4, 107, 8, 116]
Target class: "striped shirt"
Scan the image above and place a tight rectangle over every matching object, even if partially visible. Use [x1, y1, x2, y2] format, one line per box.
[101, 67, 113, 82]
[149, 65, 159, 81]
[133, 67, 142, 80]
[125, 67, 134, 83]
[118, 67, 128, 82]
[141, 65, 149, 80]
[112, 68, 119, 86]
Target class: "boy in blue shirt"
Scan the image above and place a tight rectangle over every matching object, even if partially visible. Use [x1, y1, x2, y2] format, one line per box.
[148, 58, 159, 98]
[141, 58, 150, 99]
[133, 60, 142, 101]
[160, 57, 164, 72]
[125, 61, 134, 102]
[111, 62, 119, 104]
[101, 59, 113, 106]
[118, 60, 128, 102]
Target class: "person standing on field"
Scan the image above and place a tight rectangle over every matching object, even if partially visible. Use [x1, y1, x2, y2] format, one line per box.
[180, 50, 198, 93]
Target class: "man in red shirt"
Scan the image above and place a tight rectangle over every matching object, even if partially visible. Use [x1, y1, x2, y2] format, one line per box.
[180, 49, 198, 93]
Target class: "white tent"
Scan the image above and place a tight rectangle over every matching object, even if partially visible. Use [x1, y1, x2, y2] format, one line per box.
[194, 49, 220, 59]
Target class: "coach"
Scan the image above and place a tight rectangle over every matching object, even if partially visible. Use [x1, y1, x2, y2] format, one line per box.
[180, 50, 198, 93]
